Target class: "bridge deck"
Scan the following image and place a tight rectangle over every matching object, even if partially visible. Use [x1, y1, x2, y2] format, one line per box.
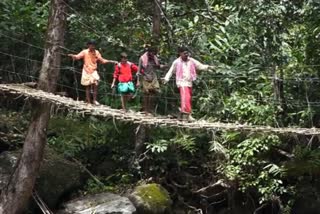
[1, 83, 319, 135]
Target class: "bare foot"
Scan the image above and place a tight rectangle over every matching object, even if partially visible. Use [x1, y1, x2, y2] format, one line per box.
[93, 101, 100, 105]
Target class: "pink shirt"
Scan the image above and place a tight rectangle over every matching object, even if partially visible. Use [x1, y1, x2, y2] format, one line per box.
[164, 57, 209, 87]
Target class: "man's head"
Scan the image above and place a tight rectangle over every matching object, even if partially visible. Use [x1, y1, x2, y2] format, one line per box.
[120, 52, 128, 63]
[87, 39, 96, 51]
[147, 46, 157, 58]
[178, 46, 189, 61]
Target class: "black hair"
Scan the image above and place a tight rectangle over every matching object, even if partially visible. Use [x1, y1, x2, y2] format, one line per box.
[178, 46, 188, 53]
[87, 39, 96, 46]
[120, 52, 128, 58]
[147, 46, 157, 54]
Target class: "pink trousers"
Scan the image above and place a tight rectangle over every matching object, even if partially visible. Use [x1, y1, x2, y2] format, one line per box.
[179, 86, 192, 113]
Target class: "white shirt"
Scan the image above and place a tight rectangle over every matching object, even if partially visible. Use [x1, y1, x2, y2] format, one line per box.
[164, 57, 209, 87]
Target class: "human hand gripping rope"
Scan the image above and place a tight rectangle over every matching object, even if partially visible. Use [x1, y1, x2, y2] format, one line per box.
[208, 65, 215, 71]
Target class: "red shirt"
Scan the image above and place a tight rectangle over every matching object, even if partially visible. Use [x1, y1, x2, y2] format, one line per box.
[113, 62, 138, 83]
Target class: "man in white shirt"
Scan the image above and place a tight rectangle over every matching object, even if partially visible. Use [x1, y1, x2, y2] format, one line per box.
[163, 47, 214, 121]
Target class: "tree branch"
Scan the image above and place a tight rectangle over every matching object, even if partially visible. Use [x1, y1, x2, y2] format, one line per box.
[193, 179, 230, 194]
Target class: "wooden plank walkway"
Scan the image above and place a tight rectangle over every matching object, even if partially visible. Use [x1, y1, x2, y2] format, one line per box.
[1, 83, 320, 135]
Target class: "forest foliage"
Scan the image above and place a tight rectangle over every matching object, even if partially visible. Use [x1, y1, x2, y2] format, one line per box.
[2, 0, 320, 213]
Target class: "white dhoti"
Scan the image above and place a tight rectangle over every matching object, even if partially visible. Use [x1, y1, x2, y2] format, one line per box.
[81, 70, 100, 86]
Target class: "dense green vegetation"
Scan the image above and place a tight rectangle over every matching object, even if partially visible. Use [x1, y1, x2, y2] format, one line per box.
[2, 0, 320, 213]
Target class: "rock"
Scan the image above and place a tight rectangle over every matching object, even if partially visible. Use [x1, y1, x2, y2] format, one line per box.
[0, 148, 85, 208]
[93, 158, 118, 177]
[57, 192, 136, 214]
[36, 148, 85, 207]
[129, 183, 172, 214]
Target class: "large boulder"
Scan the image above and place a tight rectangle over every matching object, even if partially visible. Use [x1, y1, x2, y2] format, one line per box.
[57, 192, 136, 214]
[0, 148, 85, 208]
[129, 183, 172, 214]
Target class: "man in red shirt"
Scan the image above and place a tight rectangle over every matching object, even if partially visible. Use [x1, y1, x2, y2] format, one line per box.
[68, 40, 117, 105]
[111, 52, 138, 111]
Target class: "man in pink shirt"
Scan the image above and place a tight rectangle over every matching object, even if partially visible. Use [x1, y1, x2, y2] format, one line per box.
[68, 40, 117, 105]
[163, 47, 214, 121]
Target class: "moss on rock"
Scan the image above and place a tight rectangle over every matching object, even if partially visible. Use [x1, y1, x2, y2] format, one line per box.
[129, 183, 172, 214]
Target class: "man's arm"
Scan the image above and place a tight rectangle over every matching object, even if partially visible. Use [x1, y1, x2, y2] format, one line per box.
[100, 58, 118, 64]
[68, 50, 84, 60]
[159, 64, 169, 69]
[111, 78, 117, 88]
[130, 63, 139, 86]
[193, 58, 214, 71]
[163, 61, 176, 84]
[97, 51, 117, 64]
[131, 63, 139, 73]
[136, 58, 143, 86]
[137, 58, 143, 75]
[111, 64, 119, 88]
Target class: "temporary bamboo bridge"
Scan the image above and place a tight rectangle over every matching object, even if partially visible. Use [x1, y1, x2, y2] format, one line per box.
[1, 83, 320, 135]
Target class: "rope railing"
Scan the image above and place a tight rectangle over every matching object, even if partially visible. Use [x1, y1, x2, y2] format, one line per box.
[3, 67, 320, 108]
[3, 32, 320, 110]
[1, 83, 320, 135]
[3, 50, 320, 82]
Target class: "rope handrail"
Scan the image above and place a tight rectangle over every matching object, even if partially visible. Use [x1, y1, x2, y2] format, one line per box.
[4, 67, 320, 108]
[1, 83, 320, 135]
[3, 50, 320, 82]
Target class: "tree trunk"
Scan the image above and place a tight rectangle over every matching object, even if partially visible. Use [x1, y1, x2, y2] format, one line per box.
[0, 0, 67, 213]
[130, 0, 162, 168]
[152, 0, 162, 42]
[135, 125, 147, 156]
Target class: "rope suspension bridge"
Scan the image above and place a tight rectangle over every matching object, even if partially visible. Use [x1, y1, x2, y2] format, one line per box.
[1, 83, 320, 135]
[4, 2, 320, 214]
[2, 1, 320, 136]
